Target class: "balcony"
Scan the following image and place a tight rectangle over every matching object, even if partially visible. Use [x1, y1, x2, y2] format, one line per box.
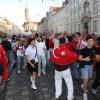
[81, 0, 91, 23]
[81, 16, 90, 23]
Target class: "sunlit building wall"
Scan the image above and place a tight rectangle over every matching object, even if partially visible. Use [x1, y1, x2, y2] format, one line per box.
[38, 0, 100, 35]
[0, 16, 12, 34]
[37, 17, 47, 33]
[67, 0, 100, 35]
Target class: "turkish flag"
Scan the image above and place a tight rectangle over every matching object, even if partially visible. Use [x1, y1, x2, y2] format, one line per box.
[50, 44, 78, 66]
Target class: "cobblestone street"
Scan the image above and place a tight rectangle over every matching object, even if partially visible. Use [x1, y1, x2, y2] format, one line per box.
[1, 65, 99, 100]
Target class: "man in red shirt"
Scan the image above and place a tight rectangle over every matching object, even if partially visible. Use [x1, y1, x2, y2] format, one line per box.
[51, 38, 78, 100]
[0, 44, 8, 92]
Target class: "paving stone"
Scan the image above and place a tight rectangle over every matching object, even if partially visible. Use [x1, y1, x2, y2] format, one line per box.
[22, 91, 29, 95]
[6, 91, 14, 96]
[6, 98, 13, 100]
[41, 88, 48, 91]
[1, 63, 100, 100]
[43, 94, 51, 98]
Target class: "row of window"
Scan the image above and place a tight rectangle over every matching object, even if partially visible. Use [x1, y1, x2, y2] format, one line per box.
[70, 20, 97, 33]
[70, 0, 98, 21]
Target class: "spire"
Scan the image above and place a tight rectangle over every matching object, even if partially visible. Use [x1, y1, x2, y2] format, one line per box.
[25, 0, 30, 22]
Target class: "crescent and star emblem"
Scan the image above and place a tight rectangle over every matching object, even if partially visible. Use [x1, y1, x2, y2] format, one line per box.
[61, 51, 65, 56]
[53, 48, 66, 58]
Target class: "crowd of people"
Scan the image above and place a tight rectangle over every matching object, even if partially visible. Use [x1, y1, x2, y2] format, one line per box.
[0, 32, 100, 100]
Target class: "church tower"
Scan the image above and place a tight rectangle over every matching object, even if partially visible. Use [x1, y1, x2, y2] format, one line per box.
[23, 0, 39, 33]
[25, 7, 30, 22]
[25, 0, 30, 22]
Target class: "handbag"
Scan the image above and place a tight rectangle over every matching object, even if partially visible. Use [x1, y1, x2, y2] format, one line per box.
[30, 59, 35, 64]
[30, 47, 38, 65]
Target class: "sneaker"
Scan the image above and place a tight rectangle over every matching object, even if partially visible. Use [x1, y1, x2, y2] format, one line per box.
[81, 84, 83, 89]
[30, 76, 32, 82]
[7, 77, 11, 81]
[68, 96, 74, 100]
[55, 96, 60, 100]
[22, 66, 25, 69]
[38, 73, 41, 77]
[42, 71, 46, 75]
[31, 84, 37, 90]
[18, 70, 21, 74]
[91, 88, 97, 95]
[83, 93, 88, 100]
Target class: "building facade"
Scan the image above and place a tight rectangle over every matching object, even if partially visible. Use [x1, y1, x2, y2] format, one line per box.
[37, 0, 100, 35]
[68, 0, 100, 35]
[0, 16, 11, 34]
[0, 15, 21, 35]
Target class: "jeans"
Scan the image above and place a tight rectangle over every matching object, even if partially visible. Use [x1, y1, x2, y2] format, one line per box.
[5, 50, 14, 70]
[38, 55, 46, 74]
[17, 56, 24, 71]
[81, 65, 93, 79]
[70, 62, 80, 79]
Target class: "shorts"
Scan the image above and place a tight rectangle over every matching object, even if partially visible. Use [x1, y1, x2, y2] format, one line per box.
[81, 65, 93, 79]
[0, 64, 3, 76]
[27, 63, 38, 73]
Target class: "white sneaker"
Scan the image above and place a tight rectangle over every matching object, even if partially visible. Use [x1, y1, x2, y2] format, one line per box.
[30, 76, 32, 82]
[83, 93, 88, 100]
[81, 84, 83, 89]
[55, 96, 60, 100]
[42, 71, 46, 75]
[31, 84, 37, 90]
[68, 96, 74, 100]
[91, 88, 97, 94]
[18, 70, 21, 74]
[38, 73, 41, 77]
[22, 66, 25, 69]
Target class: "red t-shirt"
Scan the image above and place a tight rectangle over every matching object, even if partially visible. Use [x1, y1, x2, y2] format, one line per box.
[49, 38, 54, 48]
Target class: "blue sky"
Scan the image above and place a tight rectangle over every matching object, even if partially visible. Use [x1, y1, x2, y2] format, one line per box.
[0, 0, 64, 27]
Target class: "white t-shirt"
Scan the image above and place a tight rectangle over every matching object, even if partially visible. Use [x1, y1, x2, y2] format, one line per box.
[25, 45, 36, 60]
[12, 42, 17, 51]
[17, 45, 25, 56]
[53, 38, 59, 49]
[36, 41, 46, 56]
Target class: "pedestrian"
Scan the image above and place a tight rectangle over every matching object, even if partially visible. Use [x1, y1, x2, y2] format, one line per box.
[36, 36, 47, 76]
[16, 39, 25, 74]
[92, 36, 100, 94]
[1, 36, 13, 71]
[0, 44, 8, 88]
[79, 35, 95, 100]
[51, 37, 78, 100]
[25, 38, 38, 90]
